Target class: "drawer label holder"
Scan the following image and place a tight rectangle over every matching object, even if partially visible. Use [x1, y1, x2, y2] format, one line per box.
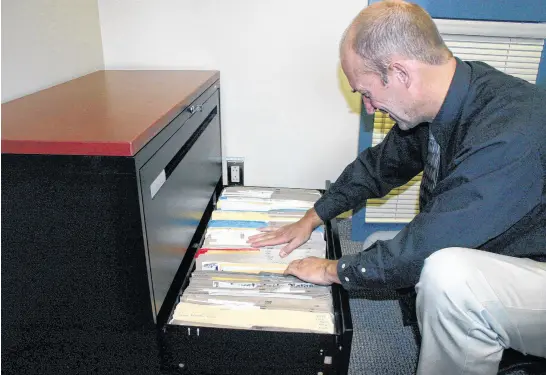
[150, 170, 167, 199]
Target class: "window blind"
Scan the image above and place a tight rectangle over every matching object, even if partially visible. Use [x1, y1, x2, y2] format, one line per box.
[364, 20, 546, 224]
[442, 34, 544, 84]
[365, 112, 422, 223]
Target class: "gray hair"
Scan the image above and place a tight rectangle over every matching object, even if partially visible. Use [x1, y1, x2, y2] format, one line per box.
[345, 0, 452, 83]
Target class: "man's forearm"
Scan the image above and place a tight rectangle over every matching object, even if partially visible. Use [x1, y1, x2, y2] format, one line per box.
[314, 125, 426, 222]
[325, 260, 341, 284]
[301, 208, 324, 229]
[300, 209, 341, 285]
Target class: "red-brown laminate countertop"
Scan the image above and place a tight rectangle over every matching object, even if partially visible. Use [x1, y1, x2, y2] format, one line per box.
[1, 70, 220, 156]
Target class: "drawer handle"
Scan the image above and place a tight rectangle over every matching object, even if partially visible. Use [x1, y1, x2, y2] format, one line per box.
[162, 107, 218, 182]
[189, 105, 203, 114]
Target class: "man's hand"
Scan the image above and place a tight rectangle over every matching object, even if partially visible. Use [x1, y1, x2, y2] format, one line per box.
[283, 257, 340, 285]
[247, 208, 323, 257]
[247, 221, 312, 257]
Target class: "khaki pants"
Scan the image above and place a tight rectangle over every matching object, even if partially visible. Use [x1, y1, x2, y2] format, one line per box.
[415, 247, 546, 375]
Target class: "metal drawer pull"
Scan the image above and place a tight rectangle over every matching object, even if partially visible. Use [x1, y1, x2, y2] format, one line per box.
[189, 105, 203, 114]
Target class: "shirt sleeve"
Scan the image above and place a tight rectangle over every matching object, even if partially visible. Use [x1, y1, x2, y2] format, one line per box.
[314, 124, 426, 222]
[336, 133, 543, 290]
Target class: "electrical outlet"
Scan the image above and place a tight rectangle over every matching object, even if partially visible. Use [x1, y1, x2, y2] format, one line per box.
[227, 159, 244, 185]
[230, 165, 240, 183]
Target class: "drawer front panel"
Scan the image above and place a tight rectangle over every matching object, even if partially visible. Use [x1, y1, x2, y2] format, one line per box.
[162, 327, 338, 375]
[139, 91, 222, 318]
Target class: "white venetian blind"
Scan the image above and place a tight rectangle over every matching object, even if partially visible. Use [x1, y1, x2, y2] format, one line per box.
[365, 112, 422, 223]
[442, 34, 544, 84]
[365, 19, 546, 224]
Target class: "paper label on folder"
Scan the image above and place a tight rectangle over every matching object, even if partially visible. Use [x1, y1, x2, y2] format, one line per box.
[150, 170, 166, 199]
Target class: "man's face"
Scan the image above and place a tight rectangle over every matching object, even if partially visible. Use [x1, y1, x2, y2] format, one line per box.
[341, 47, 424, 131]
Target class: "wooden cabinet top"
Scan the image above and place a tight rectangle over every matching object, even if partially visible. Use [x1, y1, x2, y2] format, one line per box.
[1, 70, 220, 156]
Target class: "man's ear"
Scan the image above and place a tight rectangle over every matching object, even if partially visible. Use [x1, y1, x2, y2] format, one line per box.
[391, 62, 411, 88]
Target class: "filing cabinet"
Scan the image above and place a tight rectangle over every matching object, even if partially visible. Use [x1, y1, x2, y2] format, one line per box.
[2, 70, 352, 375]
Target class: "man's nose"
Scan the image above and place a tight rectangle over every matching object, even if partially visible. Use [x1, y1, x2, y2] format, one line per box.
[362, 96, 376, 115]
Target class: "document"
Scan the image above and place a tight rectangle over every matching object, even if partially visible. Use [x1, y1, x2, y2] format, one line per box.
[195, 247, 326, 262]
[194, 246, 326, 274]
[184, 271, 332, 303]
[220, 186, 322, 201]
[216, 187, 321, 212]
[168, 185, 336, 335]
[211, 210, 306, 222]
[187, 270, 326, 290]
[180, 294, 333, 313]
[208, 220, 324, 236]
[202, 227, 325, 249]
[197, 261, 288, 274]
[170, 302, 335, 334]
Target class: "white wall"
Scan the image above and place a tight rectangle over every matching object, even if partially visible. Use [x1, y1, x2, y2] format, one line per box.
[1, 0, 104, 102]
[98, 0, 366, 189]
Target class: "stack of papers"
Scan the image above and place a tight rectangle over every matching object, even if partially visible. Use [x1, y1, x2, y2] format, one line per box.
[216, 186, 321, 212]
[169, 186, 335, 334]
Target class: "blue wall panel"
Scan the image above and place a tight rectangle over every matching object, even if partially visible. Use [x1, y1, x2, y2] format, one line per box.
[369, 0, 546, 22]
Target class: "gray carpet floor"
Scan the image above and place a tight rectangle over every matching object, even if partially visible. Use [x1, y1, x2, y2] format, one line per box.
[337, 218, 419, 375]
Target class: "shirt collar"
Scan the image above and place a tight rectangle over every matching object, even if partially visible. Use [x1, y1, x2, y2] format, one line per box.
[429, 57, 471, 146]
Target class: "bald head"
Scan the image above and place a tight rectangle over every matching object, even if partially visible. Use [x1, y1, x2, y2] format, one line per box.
[338, 1, 457, 130]
[341, 0, 451, 82]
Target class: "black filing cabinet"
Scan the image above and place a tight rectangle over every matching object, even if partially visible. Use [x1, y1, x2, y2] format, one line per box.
[2, 71, 352, 375]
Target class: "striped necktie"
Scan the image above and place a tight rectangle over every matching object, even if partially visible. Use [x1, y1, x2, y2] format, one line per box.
[419, 127, 441, 209]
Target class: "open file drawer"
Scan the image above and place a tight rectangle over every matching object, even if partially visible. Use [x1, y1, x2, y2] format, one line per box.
[157, 185, 353, 375]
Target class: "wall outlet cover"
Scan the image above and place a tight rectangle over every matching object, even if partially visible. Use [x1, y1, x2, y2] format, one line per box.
[226, 159, 244, 186]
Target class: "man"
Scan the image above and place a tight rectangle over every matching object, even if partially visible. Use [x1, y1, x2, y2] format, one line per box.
[248, 1, 546, 374]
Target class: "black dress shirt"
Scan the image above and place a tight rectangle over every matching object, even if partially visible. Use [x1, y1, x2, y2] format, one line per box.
[314, 57, 546, 290]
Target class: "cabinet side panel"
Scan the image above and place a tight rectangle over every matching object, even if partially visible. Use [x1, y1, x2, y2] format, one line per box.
[1, 154, 159, 374]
